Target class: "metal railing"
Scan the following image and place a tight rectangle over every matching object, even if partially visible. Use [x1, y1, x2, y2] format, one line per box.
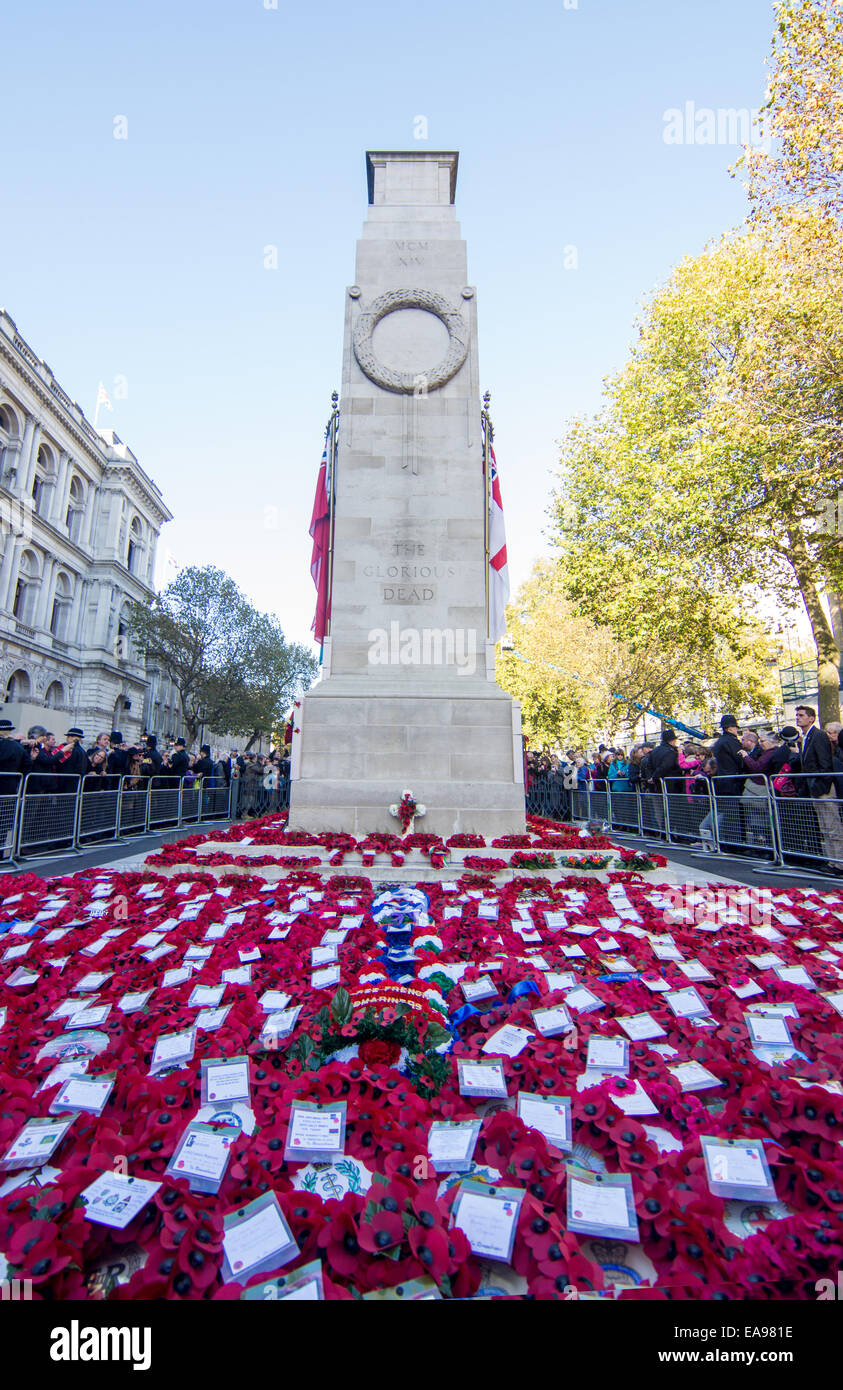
[230, 771, 291, 821]
[0, 773, 234, 866]
[526, 769, 843, 880]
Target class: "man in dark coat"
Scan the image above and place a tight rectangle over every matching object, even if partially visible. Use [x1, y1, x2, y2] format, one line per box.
[192, 744, 216, 779]
[824, 721, 843, 801]
[168, 737, 190, 780]
[795, 705, 843, 872]
[55, 728, 90, 779]
[711, 715, 746, 796]
[107, 732, 130, 779]
[23, 729, 60, 793]
[0, 719, 25, 797]
[702, 714, 749, 852]
[648, 729, 682, 790]
[642, 729, 681, 835]
[141, 734, 163, 779]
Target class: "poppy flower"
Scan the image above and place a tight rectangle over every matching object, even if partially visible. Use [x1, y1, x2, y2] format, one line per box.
[317, 1206, 365, 1279]
[358, 1206, 405, 1254]
[407, 1222, 451, 1280]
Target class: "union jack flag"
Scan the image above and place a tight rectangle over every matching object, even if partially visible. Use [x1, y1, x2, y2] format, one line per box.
[486, 445, 509, 641]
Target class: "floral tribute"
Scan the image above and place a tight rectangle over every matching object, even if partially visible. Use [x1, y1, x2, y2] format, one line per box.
[0, 849, 841, 1302]
[145, 813, 624, 872]
[292, 984, 452, 1099]
[388, 791, 426, 835]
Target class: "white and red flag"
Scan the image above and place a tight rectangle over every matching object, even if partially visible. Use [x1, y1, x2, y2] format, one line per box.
[487, 444, 510, 641]
[309, 446, 332, 646]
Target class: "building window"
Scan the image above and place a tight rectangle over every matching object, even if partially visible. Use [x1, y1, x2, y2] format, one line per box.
[12, 549, 38, 624]
[33, 445, 55, 517]
[127, 516, 143, 574]
[4, 669, 31, 703]
[45, 681, 64, 709]
[65, 475, 85, 543]
[50, 572, 73, 640]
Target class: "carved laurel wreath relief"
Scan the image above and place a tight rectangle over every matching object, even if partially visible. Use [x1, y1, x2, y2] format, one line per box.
[351, 289, 468, 394]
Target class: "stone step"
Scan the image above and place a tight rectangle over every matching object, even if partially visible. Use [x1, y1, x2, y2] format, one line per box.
[145, 858, 672, 886]
[192, 842, 616, 868]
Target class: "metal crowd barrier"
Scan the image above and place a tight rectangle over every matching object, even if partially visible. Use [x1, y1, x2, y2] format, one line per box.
[0, 773, 234, 866]
[527, 770, 843, 881]
[230, 771, 291, 820]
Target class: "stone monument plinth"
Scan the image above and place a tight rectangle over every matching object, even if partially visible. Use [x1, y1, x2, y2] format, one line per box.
[289, 151, 525, 838]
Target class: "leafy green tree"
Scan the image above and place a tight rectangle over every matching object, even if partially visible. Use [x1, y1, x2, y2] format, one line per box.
[496, 561, 775, 749]
[128, 565, 317, 747]
[741, 0, 843, 222]
[551, 212, 843, 722]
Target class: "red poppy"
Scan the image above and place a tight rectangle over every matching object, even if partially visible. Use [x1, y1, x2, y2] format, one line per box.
[317, 1204, 366, 1279]
[359, 1039, 402, 1068]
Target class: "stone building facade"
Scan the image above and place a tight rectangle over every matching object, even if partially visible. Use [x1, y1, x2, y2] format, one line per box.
[0, 309, 173, 744]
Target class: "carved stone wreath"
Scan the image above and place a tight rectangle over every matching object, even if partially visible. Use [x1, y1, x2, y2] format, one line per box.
[352, 288, 469, 394]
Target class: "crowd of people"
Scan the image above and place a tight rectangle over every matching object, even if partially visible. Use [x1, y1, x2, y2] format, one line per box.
[0, 722, 220, 793]
[0, 720, 296, 811]
[526, 705, 843, 875]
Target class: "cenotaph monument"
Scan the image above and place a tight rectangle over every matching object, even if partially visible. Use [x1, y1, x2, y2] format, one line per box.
[289, 150, 525, 837]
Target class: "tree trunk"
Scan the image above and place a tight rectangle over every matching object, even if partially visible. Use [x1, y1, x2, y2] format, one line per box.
[789, 532, 841, 725]
[244, 731, 261, 752]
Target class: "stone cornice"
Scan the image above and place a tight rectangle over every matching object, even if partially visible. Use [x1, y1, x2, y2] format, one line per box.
[101, 465, 173, 525]
[0, 337, 113, 471]
[0, 329, 172, 527]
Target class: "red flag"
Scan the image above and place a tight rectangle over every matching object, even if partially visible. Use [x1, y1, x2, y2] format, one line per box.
[309, 446, 332, 644]
[486, 444, 510, 640]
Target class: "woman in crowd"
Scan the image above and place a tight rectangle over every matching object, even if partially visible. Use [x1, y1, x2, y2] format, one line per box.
[679, 741, 708, 800]
[607, 748, 631, 792]
[628, 745, 652, 793]
[84, 747, 109, 788]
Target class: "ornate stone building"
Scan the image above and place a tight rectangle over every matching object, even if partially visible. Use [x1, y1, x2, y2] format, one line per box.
[0, 309, 173, 743]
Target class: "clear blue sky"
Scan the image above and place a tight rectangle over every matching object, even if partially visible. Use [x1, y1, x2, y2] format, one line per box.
[1, 0, 775, 648]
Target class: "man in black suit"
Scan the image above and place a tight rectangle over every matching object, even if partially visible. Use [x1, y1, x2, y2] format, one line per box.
[0, 720, 25, 852]
[140, 734, 163, 779]
[703, 714, 747, 852]
[644, 728, 681, 836]
[55, 727, 90, 778]
[824, 721, 843, 800]
[795, 704, 843, 872]
[169, 737, 190, 779]
[107, 732, 130, 779]
[0, 718, 25, 795]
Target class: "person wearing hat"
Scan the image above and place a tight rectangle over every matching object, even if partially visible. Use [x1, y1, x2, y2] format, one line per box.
[56, 728, 90, 778]
[642, 728, 682, 837]
[107, 732, 130, 779]
[140, 733, 163, 779]
[193, 744, 216, 780]
[693, 715, 747, 853]
[711, 715, 747, 793]
[0, 718, 25, 797]
[168, 736, 190, 780]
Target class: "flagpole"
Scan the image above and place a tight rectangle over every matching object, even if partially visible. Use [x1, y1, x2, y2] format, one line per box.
[325, 390, 339, 639]
[482, 390, 492, 641]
